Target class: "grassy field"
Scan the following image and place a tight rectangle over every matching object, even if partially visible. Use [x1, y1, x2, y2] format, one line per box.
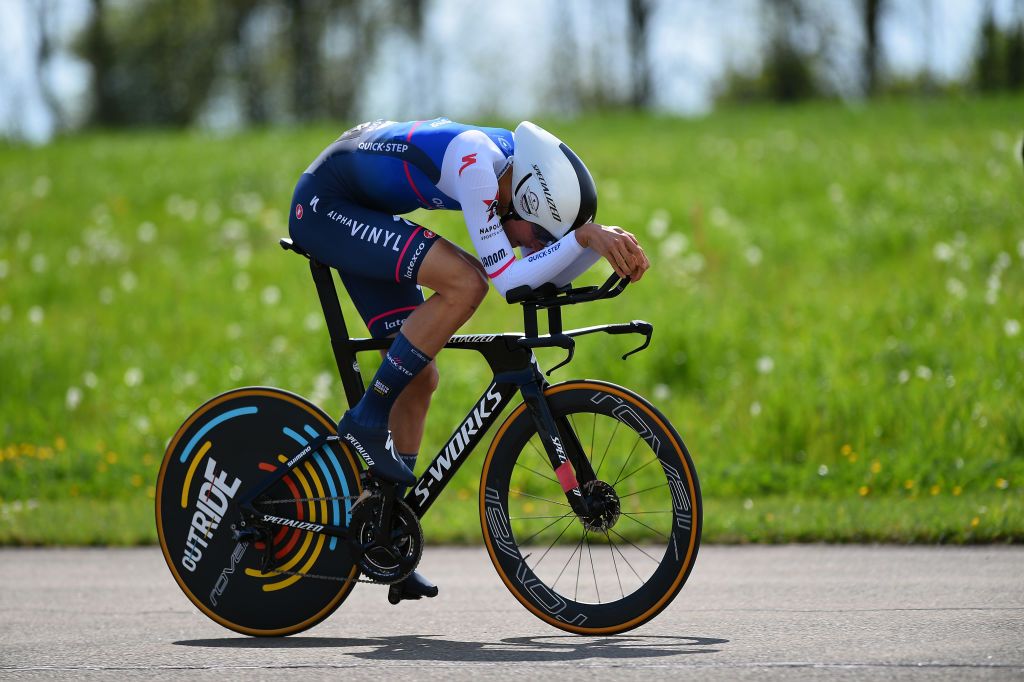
[1, 95, 1022, 545]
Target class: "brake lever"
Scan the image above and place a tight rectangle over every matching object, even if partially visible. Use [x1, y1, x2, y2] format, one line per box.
[617, 320, 653, 360]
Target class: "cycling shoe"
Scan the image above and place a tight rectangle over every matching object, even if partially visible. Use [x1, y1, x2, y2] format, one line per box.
[388, 570, 439, 604]
[337, 412, 416, 486]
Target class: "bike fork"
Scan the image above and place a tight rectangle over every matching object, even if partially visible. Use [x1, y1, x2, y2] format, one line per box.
[519, 379, 594, 517]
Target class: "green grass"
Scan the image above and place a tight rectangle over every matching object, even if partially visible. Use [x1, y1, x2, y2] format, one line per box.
[2, 95, 1023, 545]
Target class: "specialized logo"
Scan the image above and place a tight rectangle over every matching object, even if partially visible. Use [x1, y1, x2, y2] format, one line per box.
[294, 203, 303, 220]
[181, 457, 242, 572]
[459, 153, 478, 176]
[343, 432, 375, 466]
[414, 385, 503, 503]
[451, 334, 497, 344]
[481, 249, 508, 268]
[261, 514, 325, 533]
[357, 141, 409, 153]
[310, 195, 319, 213]
[532, 164, 561, 222]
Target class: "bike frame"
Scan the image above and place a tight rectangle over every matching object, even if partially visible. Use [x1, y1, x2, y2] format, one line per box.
[236, 239, 652, 547]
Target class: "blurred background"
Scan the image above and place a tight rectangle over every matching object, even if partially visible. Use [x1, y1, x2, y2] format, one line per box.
[3, 0, 1024, 141]
[1, 0, 1022, 545]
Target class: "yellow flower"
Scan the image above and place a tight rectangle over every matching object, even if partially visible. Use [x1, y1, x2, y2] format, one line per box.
[952, 486, 962, 496]
[146, 486, 155, 499]
[38, 447, 53, 460]
[858, 486, 870, 496]
[849, 454, 858, 463]
[55, 436, 66, 451]
[130, 474, 144, 487]
[106, 451, 118, 465]
[870, 460, 882, 474]
[904, 480, 915, 490]
[995, 478, 1009, 490]
[841, 444, 852, 456]
[930, 485, 941, 496]
[970, 516, 980, 527]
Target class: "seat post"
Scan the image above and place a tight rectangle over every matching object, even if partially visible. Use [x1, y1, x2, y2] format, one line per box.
[308, 259, 366, 409]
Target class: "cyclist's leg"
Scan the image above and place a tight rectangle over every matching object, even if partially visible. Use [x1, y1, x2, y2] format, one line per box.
[338, 272, 439, 454]
[388, 239, 488, 356]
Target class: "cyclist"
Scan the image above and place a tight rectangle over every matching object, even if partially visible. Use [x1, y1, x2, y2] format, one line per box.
[288, 118, 649, 602]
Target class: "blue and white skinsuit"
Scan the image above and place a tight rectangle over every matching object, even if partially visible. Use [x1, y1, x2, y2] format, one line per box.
[288, 118, 600, 337]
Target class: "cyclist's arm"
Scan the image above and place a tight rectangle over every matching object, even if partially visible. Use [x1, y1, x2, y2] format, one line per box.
[519, 243, 601, 287]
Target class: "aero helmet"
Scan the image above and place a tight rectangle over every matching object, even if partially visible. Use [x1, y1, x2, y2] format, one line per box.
[511, 122, 598, 240]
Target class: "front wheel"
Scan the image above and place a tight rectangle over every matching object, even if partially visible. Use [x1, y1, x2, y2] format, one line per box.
[480, 380, 702, 635]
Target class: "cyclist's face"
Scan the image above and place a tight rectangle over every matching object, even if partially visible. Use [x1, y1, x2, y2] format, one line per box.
[502, 218, 549, 251]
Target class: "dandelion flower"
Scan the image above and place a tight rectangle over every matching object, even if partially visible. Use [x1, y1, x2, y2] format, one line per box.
[858, 486, 870, 496]
[952, 486, 962, 496]
[904, 480, 915, 490]
[870, 460, 882, 474]
[261, 285, 281, 306]
[124, 367, 143, 387]
[756, 356, 774, 374]
[915, 366, 933, 381]
[1005, 320, 1021, 338]
[996, 478, 1009, 490]
[970, 517, 980, 527]
[66, 387, 83, 410]
[933, 242, 954, 262]
[818, 465, 829, 476]
[897, 370, 910, 384]
[28, 306, 44, 325]
[930, 485, 941, 496]
[749, 401, 762, 417]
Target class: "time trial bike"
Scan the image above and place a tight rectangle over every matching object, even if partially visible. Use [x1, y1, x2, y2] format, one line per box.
[155, 237, 701, 636]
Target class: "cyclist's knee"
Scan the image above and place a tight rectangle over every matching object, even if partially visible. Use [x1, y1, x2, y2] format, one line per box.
[419, 242, 488, 308]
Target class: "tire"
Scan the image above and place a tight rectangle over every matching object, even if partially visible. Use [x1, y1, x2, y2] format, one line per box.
[156, 386, 362, 636]
[480, 380, 702, 635]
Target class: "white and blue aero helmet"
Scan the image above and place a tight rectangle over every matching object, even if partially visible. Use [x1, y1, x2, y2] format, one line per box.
[511, 121, 598, 241]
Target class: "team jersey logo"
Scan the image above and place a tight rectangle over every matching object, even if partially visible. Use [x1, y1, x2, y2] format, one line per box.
[295, 204, 303, 219]
[423, 230, 436, 239]
[483, 189, 500, 221]
[459, 153, 478, 176]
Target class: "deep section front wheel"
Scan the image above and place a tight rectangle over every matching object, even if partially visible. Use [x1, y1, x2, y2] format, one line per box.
[480, 380, 701, 635]
[156, 386, 362, 636]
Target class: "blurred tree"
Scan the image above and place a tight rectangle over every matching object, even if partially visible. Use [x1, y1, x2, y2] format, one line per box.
[763, 0, 819, 102]
[31, 0, 65, 131]
[976, 2, 1002, 91]
[861, 0, 885, 95]
[627, 0, 654, 108]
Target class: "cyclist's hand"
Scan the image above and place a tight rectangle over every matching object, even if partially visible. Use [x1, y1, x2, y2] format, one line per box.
[576, 224, 649, 282]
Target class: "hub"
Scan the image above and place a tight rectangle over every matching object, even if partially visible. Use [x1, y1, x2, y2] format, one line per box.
[579, 480, 621, 532]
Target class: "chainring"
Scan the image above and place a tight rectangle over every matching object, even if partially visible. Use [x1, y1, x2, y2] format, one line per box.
[349, 491, 423, 584]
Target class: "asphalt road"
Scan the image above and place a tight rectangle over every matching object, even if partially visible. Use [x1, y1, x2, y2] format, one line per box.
[1, 545, 1022, 680]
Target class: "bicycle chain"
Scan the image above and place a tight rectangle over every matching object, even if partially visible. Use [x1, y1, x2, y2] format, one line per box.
[249, 493, 402, 586]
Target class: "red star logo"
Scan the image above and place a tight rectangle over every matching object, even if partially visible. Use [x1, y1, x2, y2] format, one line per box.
[482, 189, 500, 221]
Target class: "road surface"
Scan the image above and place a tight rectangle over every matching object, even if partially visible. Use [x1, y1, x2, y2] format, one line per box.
[1, 545, 1022, 680]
